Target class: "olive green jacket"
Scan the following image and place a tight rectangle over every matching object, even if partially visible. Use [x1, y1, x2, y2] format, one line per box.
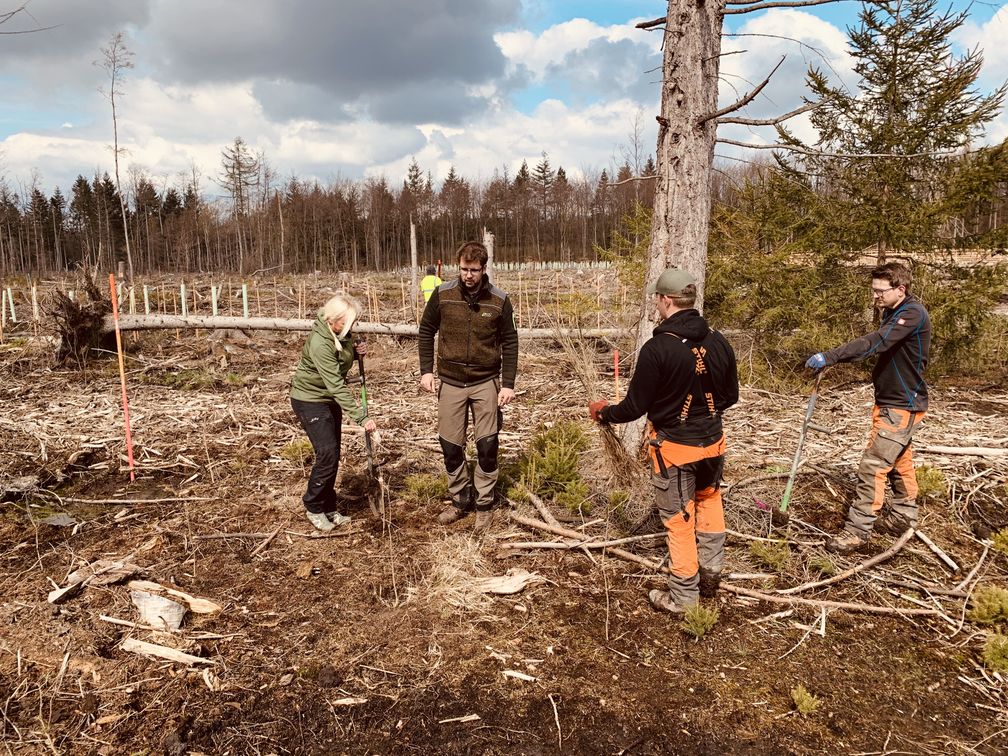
[289, 315, 366, 424]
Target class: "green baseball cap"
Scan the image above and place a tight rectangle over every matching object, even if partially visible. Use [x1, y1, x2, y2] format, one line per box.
[647, 268, 697, 296]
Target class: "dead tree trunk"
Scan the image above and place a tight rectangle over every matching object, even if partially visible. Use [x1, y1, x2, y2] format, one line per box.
[644, 0, 723, 316]
[483, 227, 495, 279]
[621, 0, 725, 454]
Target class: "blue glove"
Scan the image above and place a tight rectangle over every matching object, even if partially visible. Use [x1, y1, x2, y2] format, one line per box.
[805, 353, 827, 371]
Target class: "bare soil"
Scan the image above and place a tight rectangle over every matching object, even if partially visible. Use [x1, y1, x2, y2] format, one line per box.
[1, 274, 1006, 755]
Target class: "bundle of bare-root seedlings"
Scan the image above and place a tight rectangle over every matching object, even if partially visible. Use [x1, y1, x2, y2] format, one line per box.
[547, 316, 650, 521]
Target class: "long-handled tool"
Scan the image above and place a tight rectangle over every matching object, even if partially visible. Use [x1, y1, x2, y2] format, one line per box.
[356, 350, 385, 517]
[774, 370, 826, 526]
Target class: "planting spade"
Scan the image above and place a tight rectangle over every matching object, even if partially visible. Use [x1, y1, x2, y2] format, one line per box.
[356, 348, 385, 517]
[775, 370, 827, 527]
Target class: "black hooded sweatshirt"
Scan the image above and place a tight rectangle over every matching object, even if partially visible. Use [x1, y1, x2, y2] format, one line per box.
[601, 309, 739, 446]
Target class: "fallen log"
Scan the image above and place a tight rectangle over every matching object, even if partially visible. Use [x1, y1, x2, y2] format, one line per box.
[723, 583, 943, 617]
[777, 528, 914, 595]
[507, 509, 663, 572]
[914, 530, 959, 572]
[103, 314, 622, 340]
[120, 638, 215, 666]
[917, 445, 1008, 457]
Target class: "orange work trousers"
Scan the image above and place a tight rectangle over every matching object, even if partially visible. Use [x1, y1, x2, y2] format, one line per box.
[650, 433, 726, 605]
[846, 406, 925, 536]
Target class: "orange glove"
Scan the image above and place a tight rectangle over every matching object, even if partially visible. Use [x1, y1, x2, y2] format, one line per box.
[588, 400, 610, 423]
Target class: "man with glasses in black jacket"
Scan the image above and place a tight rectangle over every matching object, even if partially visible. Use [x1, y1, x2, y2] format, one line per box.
[805, 261, 931, 554]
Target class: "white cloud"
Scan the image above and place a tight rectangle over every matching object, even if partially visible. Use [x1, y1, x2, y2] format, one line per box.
[717, 9, 855, 153]
[955, 4, 1008, 146]
[956, 5, 1008, 82]
[16, 4, 1002, 199]
[368, 97, 655, 188]
[496, 18, 653, 80]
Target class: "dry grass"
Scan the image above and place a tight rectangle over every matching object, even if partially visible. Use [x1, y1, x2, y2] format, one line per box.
[415, 533, 495, 613]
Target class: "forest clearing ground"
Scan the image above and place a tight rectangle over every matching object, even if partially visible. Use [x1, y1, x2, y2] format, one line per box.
[0, 273, 1006, 754]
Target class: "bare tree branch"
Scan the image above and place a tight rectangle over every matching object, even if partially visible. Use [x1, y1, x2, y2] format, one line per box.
[0, 3, 57, 33]
[698, 57, 784, 125]
[0, 3, 27, 23]
[635, 16, 666, 30]
[717, 101, 817, 126]
[607, 174, 659, 187]
[724, 32, 849, 84]
[717, 136, 971, 159]
[725, 0, 847, 14]
[704, 49, 748, 62]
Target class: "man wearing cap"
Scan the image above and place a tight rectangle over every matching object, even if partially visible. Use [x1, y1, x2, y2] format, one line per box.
[588, 268, 739, 613]
[805, 261, 931, 555]
[419, 241, 518, 533]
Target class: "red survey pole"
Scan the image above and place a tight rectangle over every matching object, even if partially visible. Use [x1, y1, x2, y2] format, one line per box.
[108, 274, 136, 482]
[613, 350, 620, 403]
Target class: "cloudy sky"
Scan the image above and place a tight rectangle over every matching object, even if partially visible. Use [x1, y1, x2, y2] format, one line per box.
[1, 0, 1005, 196]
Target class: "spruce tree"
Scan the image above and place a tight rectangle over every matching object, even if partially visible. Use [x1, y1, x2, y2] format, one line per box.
[778, 0, 1006, 258]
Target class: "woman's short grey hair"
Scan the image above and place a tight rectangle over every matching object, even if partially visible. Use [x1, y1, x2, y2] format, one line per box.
[319, 294, 362, 330]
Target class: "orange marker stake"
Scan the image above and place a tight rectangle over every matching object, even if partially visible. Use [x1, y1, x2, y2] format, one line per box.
[108, 274, 136, 482]
[614, 350, 620, 403]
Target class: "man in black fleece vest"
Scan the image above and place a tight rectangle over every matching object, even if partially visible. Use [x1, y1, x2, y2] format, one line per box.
[589, 268, 739, 613]
[805, 261, 931, 554]
[419, 241, 519, 533]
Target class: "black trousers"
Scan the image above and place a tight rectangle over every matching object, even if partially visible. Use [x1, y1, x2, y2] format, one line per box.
[291, 398, 342, 514]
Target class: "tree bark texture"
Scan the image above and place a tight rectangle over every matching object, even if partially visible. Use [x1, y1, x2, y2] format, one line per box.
[622, 0, 725, 455]
[644, 0, 724, 317]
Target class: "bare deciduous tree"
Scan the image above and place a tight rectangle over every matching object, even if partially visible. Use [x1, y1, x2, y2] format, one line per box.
[98, 31, 135, 280]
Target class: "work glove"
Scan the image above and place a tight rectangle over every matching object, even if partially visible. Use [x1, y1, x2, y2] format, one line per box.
[805, 353, 827, 371]
[588, 400, 610, 423]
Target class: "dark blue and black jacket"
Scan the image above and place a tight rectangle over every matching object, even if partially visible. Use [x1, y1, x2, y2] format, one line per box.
[823, 294, 930, 412]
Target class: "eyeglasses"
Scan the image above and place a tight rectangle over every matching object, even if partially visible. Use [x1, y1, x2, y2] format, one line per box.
[871, 286, 895, 296]
[459, 266, 484, 275]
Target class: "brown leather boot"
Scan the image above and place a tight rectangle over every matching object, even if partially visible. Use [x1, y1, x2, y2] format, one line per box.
[648, 589, 689, 614]
[474, 508, 494, 534]
[437, 504, 470, 525]
[825, 530, 869, 555]
[875, 510, 913, 537]
[698, 568, 721, 598]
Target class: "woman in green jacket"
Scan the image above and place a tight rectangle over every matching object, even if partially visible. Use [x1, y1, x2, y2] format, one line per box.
[290, 294, 377, 531]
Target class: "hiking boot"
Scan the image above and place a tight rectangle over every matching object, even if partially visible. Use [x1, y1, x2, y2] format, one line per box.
[306, 510, 335, 533]
[437, 504, 471, 525]
[825, 530, 869, 555]
[648, 589, 689, 614]
[474, 508, 494, 534]
[875, 510, 912, 537]
[327, 511, 351, 527]
[699, 568, 721, 598]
